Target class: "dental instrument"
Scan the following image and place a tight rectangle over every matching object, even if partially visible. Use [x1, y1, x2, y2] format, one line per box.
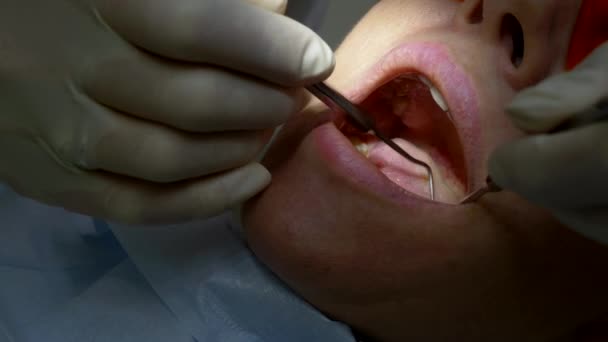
[307, 82, 435, 200]
[461, 100, 608, 204]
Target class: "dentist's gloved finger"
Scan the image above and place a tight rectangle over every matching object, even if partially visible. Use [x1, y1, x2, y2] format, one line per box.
[508, 45, 608, 133]
[75, 107, 270, 183]
[244, 0, 288, 14]
[3, 135, 270, 224]
[489, 122, 608, 209]
[95, 0, 334, 86]
[96, 163, 271, 224]
[83, 54, 307, 132]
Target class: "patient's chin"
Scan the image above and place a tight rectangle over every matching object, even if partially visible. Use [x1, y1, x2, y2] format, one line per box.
[243, 182, 608, 342]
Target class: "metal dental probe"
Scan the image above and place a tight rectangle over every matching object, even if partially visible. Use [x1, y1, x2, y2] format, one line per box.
[460, 99, 608, 204]
[307, 82, 436, 201]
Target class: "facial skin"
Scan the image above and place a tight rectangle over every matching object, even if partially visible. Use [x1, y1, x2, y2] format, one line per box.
[244, 1, 608, 341]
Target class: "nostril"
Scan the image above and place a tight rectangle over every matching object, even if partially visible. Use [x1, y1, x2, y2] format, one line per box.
[500, 13, 525, 68]
[467, 0, 484, 24]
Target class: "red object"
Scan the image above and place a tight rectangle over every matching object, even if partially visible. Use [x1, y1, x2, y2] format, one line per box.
[566, 0, 608, 70]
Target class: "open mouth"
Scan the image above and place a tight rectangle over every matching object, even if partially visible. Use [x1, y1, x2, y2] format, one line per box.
[335, 73, 468, 204]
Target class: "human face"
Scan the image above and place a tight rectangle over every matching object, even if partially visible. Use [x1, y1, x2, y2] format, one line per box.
[244, 1, 608, 341]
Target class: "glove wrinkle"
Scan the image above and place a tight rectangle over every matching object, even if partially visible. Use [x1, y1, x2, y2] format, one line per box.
[491, 42, 608, 245]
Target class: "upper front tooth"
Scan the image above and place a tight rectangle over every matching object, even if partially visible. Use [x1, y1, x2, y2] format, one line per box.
[418, 75, 434, 88]
[418, 75, 449, 112]
[430, 85, 449, 112]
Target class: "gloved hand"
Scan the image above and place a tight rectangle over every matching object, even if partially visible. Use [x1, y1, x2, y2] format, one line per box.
[0, 0, 334, 224]
[489, 42, 608, 244]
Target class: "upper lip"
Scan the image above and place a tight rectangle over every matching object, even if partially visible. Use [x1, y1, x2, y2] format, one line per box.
[340, 42, 482, 190]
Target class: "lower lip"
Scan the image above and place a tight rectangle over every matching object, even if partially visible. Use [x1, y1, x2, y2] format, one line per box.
[311, 122, 438, 207]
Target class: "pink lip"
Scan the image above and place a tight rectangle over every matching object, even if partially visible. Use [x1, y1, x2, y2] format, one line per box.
[345, 42, 482, 189]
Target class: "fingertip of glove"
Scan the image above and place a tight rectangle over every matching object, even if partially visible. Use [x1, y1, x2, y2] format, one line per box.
[508, 67, 606, 132]
[507, 87, 577, 133]
[299, 36, 335, 83]
[228, 163, 272, 203]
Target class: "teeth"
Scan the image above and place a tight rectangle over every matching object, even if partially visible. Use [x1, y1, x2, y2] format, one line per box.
[417, 76, 449, 112]
[349, 136, 370, 157]
[418, 75, 434, 88]
[430, 86, 449, 112]
[355, 143, 370, 157]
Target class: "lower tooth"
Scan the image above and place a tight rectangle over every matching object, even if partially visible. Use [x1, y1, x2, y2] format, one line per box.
[355, 143, 370, 157]
[418, 75, 434, 88]
[350, 137, 370, 157]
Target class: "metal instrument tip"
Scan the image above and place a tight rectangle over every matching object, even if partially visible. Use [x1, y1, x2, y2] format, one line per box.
[460, 177, 501, 204]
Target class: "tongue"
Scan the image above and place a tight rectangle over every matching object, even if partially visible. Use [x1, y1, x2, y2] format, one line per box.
[366, 137, 432, 199]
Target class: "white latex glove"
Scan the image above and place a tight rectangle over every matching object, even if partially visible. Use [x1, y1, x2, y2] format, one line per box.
[0, 0, 334, 224]
[490, 43, 608, 244]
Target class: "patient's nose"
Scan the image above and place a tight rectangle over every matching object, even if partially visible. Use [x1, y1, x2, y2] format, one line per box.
[454, 0, 525, 70]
